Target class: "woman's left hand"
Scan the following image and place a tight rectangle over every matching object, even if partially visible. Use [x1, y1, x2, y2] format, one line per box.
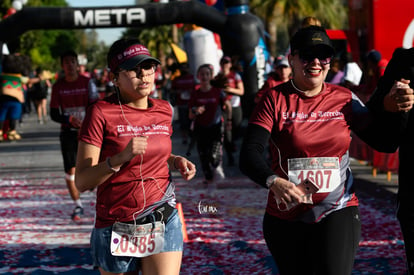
[174, 156, 196, 180]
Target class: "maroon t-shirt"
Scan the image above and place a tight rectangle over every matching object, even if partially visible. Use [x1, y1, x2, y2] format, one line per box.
[171, 74, 195, 106]
[188, 86, 224, 127]
[50, 75, 96, 130]
[250, 81, 359, 222]
[256, 72, 287, 102]
[79, 95, 174, 228]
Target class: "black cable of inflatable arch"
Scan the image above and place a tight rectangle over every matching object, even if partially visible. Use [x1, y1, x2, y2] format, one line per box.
[0, 0, 268, 117]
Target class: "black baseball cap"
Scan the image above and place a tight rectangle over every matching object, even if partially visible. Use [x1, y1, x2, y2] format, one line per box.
[108, 38, 160, 73]
[290, 26, 334, 55]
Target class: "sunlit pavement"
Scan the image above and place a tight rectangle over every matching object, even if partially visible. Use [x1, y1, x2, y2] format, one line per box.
[0, 111, 406, 274]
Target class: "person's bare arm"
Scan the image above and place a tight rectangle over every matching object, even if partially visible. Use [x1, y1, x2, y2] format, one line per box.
[75, 136, 148, 192]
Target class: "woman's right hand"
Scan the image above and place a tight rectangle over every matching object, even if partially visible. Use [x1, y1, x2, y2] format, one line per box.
[120, 136, 149, 162]
[270, 177, 306, 205]
[195, 105, 206, 115]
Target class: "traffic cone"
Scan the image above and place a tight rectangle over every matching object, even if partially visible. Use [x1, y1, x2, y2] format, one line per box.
[176, 202, 188, 242]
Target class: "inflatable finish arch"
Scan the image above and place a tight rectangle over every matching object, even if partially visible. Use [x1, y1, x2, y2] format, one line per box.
[0, 0, 268, 116]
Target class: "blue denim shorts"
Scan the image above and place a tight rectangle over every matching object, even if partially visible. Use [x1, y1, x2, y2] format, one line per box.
[90, 209, 183, 273]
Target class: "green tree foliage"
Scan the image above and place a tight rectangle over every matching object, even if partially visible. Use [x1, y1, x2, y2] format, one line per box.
[0, 1, 13, 16]
[78, 29, 110, 71]
[250, 0, 348, 56]
[1, 0, 109, 72]
[1, 0, 348, 71]
[123, 24, 184, 64]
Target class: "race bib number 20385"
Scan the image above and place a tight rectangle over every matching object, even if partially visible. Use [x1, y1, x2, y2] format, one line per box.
[111, 221, 165, 258]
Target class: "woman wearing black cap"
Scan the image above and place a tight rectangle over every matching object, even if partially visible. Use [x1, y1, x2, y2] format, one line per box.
[75, 38, 196, 275]
[240, 26, 413, 274]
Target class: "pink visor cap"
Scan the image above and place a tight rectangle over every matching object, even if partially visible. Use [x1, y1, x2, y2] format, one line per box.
[109, 44, 160, 72]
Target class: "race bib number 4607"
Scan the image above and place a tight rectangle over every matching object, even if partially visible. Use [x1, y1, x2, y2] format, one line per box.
[288, 157, 340, 193]
[111, 221, 165, 258]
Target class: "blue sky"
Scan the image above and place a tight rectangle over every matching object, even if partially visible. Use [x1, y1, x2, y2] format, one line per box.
[66, 0, 136, 45]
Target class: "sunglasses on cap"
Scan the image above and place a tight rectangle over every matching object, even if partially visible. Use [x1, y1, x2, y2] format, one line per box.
[296, 51, 333, 66]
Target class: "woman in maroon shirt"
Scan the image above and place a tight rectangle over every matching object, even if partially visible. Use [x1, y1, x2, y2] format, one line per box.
[75, 38, 196, 275]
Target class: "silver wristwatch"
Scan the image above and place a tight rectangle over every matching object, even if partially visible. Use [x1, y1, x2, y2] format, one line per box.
[266, 175, 278, 189]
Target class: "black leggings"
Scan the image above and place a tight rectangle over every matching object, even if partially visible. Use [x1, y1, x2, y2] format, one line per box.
[263, 206, 361, 275]
[224, 106, 243, 152]
[194, 123, 223, 180]
[397, 200, 414, 275]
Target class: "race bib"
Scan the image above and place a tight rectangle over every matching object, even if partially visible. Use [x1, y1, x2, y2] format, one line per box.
[64, 106, 85, 121]
[288, 157, 341, 193]
[111, 221, 165, 258]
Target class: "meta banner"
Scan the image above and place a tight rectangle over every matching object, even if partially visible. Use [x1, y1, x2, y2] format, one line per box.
[0, 2, 226, 37]
[0, 0, 268, 116]
[73, 8, 146, 27]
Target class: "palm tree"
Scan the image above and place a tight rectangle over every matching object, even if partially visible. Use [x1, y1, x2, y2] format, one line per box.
[123, 25, 183, 66]
[250, 0, 347, 57]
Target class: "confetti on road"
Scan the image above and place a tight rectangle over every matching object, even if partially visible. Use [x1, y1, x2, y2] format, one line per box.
[0, 176, 406, 274]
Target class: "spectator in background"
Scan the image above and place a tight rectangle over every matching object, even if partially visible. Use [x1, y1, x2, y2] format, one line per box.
[341, 52, 363, 91]
[0, 53, 31, 141]
[170, 62, 195, 145]
[343, 51, 371, 164]
[50, 50, 99, 221]
[162, 55, 180, 101]
[29, 67, 51, 124]
[96, 68, 112, 98]
[301, 16, 322, 28]
[78, 64, 91, 78]
[255, 55, 291, 103]
[326, 57, 344, 85]
[149, 64, 164, 99]
[360, 49, 388, 103]
[216, 56, 244, 166]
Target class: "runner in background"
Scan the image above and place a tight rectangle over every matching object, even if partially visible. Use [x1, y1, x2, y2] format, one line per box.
[255, 55, 291, 104]
[29, 67, 51, 124]
[189, 63, 231, 184]
[216, 56, 244, 166]
[170, 62, 195, 145]
[50, 50, 99, 221]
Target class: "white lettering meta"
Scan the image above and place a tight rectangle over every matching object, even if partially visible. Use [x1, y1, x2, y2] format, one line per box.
[74, 8, 146, 27]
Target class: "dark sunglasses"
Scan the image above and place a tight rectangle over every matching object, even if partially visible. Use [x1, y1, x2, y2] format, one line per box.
[298, 51, 332, 66]
[123, 62, 157, 76]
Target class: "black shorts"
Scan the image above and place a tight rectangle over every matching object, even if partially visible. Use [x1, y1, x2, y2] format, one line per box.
[59, 130, 79, 173]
